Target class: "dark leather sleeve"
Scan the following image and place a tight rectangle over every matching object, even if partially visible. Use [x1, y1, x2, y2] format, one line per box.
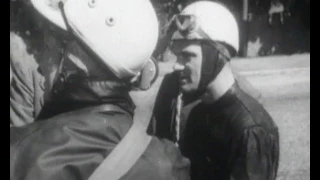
[230, 127, 279, 180]
[10, 107, 190, 180]
[123, 138, 191, 180]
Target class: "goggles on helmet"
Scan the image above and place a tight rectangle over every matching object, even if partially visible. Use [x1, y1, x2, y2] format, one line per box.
[174, 14, 198, 35]
[172, 14, 208, 40]
[171, 14, 231, 60]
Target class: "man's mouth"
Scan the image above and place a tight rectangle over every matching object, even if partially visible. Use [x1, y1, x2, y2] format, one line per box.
[179, 75, 189, 85]
[180, 79, 187, 85]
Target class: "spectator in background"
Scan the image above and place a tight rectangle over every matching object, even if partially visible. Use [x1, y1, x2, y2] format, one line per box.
[10, 1, 66, 126]
[10, 1, 45, 126]
[10, 32, 45, 126]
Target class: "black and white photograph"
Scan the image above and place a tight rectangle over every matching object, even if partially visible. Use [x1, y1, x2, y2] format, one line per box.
[10, 0, 310, 179]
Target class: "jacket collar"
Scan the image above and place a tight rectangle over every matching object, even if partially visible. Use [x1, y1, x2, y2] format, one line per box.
[36, 78, 135, 120]
[200, 63, 235, 104]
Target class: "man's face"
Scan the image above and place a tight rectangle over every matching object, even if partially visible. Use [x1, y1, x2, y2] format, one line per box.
[171, 41, 202, 94]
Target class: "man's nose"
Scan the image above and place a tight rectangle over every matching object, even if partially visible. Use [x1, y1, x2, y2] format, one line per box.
[173, 62, 185, 71]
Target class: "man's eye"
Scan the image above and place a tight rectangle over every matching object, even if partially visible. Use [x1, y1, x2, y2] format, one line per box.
[178, 54, 188, 60]
[180, 52, 195, 60]
[177, 54, 184, 58]
[177, 55, 190, 64]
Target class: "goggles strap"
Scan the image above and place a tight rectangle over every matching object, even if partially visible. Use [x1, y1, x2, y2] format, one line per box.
[50, 1, 73, 94]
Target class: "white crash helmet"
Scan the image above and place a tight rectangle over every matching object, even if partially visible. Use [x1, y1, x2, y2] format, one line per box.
[171, 1, 239, 57]
[30, 0, 159, 80]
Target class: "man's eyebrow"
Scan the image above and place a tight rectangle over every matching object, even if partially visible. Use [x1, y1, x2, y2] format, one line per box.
[180, 51, 196, 57]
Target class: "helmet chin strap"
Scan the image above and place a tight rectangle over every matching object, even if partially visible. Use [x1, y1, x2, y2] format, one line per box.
[189, 40, 232, 100]
[50, 39, 68, 95]
[50, 2, 75, 95]
[195, 41, 221, 96]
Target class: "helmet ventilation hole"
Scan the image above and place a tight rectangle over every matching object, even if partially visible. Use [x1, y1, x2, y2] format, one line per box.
[106, 17, 115, 26]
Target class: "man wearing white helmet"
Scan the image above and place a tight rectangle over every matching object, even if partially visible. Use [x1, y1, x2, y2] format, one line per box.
[157, 1, 279, 180]
[10, 0, 190, 179]
[148, 1, 263, 144]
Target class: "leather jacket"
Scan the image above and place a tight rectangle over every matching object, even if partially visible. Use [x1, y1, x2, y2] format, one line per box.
[10, 79, 190, 180]
[148, 71, 263, 142]
[180, 83, 279, 180]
